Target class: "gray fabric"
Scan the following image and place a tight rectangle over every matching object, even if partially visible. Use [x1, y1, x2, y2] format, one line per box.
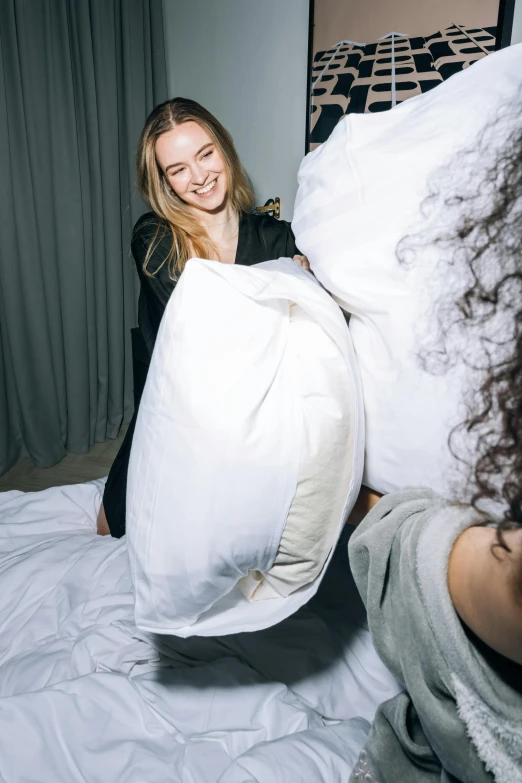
[348, 489, 522, 783]
[0, 0, 167, 474]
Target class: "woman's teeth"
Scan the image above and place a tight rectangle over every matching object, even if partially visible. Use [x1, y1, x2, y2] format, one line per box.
[196, 179, 217, 195]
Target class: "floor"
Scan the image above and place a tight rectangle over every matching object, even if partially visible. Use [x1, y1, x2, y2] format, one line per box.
[0, 427, 127, 493]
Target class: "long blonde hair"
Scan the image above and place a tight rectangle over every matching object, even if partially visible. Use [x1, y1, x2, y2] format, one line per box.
[136, 98, 255, 279]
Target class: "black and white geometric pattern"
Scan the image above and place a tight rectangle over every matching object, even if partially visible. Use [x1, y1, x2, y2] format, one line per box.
[310, 24, 497, 148]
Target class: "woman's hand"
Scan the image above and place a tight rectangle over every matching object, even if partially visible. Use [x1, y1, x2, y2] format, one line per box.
[293, 254, 311, 271]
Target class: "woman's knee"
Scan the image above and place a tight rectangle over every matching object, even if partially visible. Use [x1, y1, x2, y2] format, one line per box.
[96, 504, 110, 536]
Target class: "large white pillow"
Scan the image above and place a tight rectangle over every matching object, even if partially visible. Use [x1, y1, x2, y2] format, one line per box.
[293, 44, 522, 498]
[126, 258, 363, 637]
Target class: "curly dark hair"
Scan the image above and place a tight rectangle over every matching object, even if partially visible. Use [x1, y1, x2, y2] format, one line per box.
[399, 96, 522, 555]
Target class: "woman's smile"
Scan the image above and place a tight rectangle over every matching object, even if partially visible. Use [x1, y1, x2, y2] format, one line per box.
[195, 177, 218, 196]
[155, 121, 228, 213]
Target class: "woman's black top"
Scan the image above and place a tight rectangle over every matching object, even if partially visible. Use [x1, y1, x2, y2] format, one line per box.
[103, 210, 300, 538]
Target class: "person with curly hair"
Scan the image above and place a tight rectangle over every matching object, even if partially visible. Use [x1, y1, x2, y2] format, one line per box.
[347, 104, 522, 782]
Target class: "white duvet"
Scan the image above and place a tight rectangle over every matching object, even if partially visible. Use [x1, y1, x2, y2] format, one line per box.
[0, 481, 399, 782]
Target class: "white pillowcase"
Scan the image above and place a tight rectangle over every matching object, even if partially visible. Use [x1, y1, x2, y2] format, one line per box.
[126, 258, 363, 637]
[293, 44, 522, 498]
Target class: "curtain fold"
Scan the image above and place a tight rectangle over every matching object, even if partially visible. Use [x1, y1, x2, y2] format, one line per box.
[0, 0, 167, 474]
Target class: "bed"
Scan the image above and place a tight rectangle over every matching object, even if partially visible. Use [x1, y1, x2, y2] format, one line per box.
[0, 480, 399, 782]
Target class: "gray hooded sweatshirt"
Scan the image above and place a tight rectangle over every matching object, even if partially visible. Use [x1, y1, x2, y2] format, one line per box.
[348, 488, 522, 783]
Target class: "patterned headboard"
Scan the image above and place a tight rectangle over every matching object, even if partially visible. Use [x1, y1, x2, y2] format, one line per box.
[310, 24, 497, 149]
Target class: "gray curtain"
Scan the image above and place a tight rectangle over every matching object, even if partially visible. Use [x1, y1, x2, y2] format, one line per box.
[0, 0, 168, 475]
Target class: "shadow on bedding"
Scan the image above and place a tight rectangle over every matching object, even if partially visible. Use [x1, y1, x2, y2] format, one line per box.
[145, 526, 398, 724]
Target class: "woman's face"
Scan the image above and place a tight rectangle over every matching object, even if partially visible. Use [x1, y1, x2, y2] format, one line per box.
[155, 121, 228, 213]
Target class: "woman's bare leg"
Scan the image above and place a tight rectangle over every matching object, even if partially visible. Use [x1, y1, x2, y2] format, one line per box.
[96, 503, 110, 536]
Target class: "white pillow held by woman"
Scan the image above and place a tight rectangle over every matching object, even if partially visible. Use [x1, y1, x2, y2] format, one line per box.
[126, 258, 363, 637]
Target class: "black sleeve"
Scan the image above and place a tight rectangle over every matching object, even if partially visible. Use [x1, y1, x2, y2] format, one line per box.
[132, 214, 178, 346]
[103, 214, 177, 539]
[281, 220, 301, 257]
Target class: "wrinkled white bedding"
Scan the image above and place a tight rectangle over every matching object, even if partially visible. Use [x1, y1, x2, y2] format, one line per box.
[0, 481, 399, 782]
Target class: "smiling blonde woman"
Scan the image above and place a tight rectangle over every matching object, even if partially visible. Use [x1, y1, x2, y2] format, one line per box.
[98, 97, 308, 538]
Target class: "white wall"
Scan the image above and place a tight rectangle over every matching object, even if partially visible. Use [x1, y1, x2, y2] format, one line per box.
[162, 0, 310, 220]
[512, 0, 522, 44]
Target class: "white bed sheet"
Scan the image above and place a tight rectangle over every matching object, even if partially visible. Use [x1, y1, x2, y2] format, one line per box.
[0, 481, 399, 782]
